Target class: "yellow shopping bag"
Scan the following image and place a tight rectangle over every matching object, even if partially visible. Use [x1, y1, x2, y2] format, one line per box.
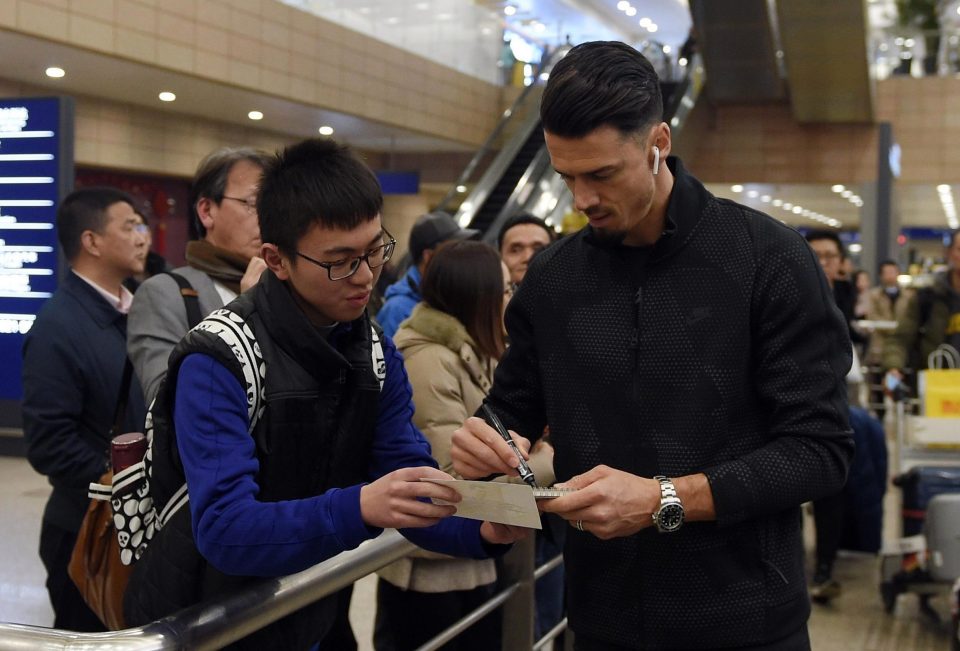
[919, 369, 960, 417]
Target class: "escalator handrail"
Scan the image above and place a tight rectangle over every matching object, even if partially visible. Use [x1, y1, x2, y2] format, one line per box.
[436, 45, 571, 213]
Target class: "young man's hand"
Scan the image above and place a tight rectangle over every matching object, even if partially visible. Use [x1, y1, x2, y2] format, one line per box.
[479, 521, 530, 545]
[240, 256, 268, 292]
[360, 466, 460, 529]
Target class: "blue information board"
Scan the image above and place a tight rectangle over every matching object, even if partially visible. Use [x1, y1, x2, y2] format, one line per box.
[0, 97, 74, 400]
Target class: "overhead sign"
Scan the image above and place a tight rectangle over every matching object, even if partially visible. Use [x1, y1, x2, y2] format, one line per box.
[0, 97, 74, 400]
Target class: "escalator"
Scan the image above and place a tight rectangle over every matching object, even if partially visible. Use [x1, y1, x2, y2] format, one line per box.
[439, 51, 705, 242]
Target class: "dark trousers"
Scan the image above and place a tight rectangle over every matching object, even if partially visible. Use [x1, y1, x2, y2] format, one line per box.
[374, 579, 501, 651]
[38, 519, 107, 632]
[813, 491, 844, 574]
[575, 625, 810, 650]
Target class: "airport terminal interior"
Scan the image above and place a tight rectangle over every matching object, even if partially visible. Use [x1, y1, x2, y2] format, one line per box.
[2, 0, 960, 649]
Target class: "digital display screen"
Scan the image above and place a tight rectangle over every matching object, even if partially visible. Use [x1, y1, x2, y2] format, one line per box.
[0, 97, 73, 399]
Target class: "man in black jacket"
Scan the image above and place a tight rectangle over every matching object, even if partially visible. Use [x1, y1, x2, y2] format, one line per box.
[22, 188, 148, 630]
[451, 41, 853, 650]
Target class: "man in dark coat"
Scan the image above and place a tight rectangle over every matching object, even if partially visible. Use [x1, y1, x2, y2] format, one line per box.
[451, 41, 853, 650]
[22, 187, 148, 630]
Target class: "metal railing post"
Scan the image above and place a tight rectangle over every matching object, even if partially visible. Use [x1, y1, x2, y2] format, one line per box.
[498, 533, 536, 650]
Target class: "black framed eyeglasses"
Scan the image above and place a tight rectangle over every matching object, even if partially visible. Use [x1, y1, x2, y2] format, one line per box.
[221, 195, 258, 215]
[296, 230, 397, 281]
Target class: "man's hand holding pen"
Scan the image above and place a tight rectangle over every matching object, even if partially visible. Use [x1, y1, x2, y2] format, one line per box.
[451, 415, 534, 482]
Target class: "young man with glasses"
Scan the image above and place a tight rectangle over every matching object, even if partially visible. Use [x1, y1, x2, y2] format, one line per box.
[127, 147, 272, 404]
[123, 138, 526, 650]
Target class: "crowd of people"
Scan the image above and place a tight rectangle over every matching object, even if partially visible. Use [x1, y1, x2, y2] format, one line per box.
[17, 38, 960, 651]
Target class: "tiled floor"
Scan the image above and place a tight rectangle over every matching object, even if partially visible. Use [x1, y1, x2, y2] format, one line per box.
[0, 432, 955, 650]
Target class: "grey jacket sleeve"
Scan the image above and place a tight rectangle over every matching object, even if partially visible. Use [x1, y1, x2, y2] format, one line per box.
[127, 274, 193, 405]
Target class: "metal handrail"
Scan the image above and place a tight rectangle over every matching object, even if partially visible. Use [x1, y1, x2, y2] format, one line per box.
[0, 529, 417, 651]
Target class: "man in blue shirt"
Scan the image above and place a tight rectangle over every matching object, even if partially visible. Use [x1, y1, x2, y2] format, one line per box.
[376, 211, 478, 337]
[123, 138, 525, 650]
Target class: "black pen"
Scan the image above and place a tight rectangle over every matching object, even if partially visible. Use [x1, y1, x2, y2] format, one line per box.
[481, 404, 536, 487]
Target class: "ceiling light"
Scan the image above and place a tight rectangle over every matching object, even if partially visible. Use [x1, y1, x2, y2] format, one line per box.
[746, 190, 759, 198]
[504, 5, 516, 15]
[792, 206, 803, 214]
[247, 110, 263, 120]
[45, 67, 65, 78]
[841, 190, 852, 198]
[730, 184, 743, 193]
[647, 23, 658, 32]
[386, 16, 399, 24]
[849, 243, 862, 253]
[158, 91, 176, 102]
[639, 17, 651, 27]
[663, 45, 672, 54]
[534, 21, 546, 32]
[414, 1, 429, 8]
[904, 38, 915, 48]
[626, 7, 637, 16]
[938, 184, 951, 193]
[761, 195, 771, 202]
[772, 199, 783, 207]
[783, 202, 793, 210]
[678, 57, 688, 66]
[617, 1, 630, 9]
[831, 184, 844, 192]
[318, 125, 334, 136]
[456, 185, 467, 193]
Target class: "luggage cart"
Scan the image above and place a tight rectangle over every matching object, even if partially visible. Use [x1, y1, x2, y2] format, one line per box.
[879, 389, 960, 619]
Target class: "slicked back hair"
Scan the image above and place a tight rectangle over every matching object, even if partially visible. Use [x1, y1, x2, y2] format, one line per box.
[258, 138, 383, 257]
[190, 147, 271, 239]
[57, 187, 136, 262]
[541, 41, 663, 139]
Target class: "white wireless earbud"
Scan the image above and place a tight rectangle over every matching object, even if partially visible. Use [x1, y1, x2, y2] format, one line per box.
[652, 145, 661, 176]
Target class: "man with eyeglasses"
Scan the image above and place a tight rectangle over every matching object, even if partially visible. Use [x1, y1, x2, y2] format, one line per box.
[123, 138, 527, 650]
[127, 147, 272, 404]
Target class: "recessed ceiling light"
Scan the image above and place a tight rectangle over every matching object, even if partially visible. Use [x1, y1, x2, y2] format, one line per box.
[248, 111, 263, 120]
[792, 206, 803, 214]
[761, 195, 771, 202]
[626, 7, 637, 16]
[504, 5, 516, 15]
[647, 23, 658, 33]
[730, 184, 743, 193]
[937, 184, 951, 193]
[45, 67, 65, 78]
[841, 190, 852, 198]
[386, 16, 399, 24]
[158, 91, 176, 102]
[663, 45, 672, 54]
[772, 199, 783, 207]
[783, 202, 793, 210]
[456, 185, 467, 193]
[617, 1, 630, 10]
[831, 184, 845, 192]
[746, 190, 758, 198]
[639, 17, 651, 27]
[318, 125, 334, 136]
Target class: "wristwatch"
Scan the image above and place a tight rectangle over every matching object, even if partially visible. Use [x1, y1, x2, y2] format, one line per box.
[651, 476, 685, 533]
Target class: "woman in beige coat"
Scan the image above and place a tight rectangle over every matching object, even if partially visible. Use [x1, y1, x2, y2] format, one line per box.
[374, 240, 551, 651]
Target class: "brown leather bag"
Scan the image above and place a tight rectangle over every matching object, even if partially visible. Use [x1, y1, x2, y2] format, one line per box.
[68, 470, 132, 630]
[67, 359, 136, 630]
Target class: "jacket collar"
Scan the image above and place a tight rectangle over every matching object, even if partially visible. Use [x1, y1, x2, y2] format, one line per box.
[62, 271, 127, 329]
[254, 270, 366, 383]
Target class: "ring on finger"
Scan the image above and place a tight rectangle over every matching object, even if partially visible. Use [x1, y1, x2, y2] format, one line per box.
[575, 519, 584, 532]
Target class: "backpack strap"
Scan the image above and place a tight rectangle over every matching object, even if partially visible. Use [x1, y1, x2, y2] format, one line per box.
[164, 271, 203, 330]
[370, 324, 385, 391]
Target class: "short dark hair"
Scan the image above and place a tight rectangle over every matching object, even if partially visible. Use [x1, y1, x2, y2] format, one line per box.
[541, 41, 663, 138]
[879, 259, 899, 273]
[258, 138, 383, 257]
[420, 240, 506, 361]
[497, 213, 554, 251]
[190, 147, 271, 239]
[57, 187, 135, 261]
[805, 230, 846, 260]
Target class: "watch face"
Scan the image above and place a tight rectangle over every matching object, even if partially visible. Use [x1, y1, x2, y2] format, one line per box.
[658, 503, 684, 531]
